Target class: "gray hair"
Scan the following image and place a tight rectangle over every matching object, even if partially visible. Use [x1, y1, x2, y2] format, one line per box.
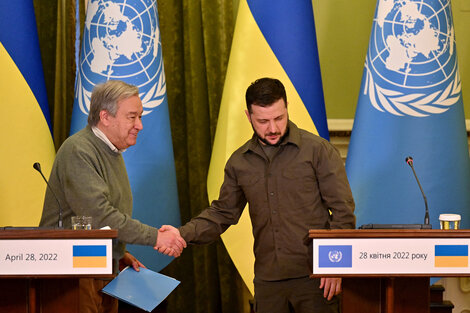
[87, 80, 140, 126]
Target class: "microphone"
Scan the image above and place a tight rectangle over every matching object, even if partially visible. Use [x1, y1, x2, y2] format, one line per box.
[33, 162, 63, 229]
[405, 156, 430, 225]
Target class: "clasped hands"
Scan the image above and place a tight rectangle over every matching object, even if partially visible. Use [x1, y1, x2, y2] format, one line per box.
[154, 225, 187, 257]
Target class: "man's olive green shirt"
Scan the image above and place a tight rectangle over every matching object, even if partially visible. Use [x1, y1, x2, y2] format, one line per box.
[180, 121, 355, 281]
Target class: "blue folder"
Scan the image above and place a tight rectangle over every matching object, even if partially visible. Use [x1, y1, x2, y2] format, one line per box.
[101, 266, 180, 312]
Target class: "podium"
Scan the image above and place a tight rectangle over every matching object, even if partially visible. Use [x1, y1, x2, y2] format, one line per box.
[309, 229, 470, 313]
[0, 229, 117, 313]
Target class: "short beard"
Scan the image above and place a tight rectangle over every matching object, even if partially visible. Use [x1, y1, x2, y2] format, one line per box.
[252, 125, 289, 147]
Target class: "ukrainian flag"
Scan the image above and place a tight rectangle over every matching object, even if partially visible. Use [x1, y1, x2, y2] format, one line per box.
[435, 245, 468, 268]
[208, 0, 327, 294]
[0, 1, 55, 227]
[73, 245, 107, 268]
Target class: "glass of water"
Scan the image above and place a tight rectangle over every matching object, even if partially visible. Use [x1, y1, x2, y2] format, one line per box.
[71, 216, 92, 230]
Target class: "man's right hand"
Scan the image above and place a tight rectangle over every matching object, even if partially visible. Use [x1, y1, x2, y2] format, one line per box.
[154, 225, 187, 257]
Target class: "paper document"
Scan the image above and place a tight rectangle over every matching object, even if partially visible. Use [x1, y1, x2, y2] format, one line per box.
[101, 266, 180, 312]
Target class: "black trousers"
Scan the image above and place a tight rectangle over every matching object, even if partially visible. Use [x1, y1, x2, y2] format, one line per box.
[254, 277, 340, 313]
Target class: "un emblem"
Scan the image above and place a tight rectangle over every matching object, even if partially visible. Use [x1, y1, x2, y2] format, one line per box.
[364, 0, 461, 117]
[328, 250, 343, 263]
[75, 0, 165, 116]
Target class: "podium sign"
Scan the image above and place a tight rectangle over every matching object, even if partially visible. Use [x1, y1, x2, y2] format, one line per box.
[313, 238, 470, 275]
[0, 238, 113, 275]
[309, 229, 470, 313]
[0, 229, 117, 313]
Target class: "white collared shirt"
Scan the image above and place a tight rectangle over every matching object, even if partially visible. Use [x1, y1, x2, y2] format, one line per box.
[91, 126, 127, 153]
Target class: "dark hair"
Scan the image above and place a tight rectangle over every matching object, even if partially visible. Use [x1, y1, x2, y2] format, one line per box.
[245, 78, 287, 113]
[88, 80, 139, 126]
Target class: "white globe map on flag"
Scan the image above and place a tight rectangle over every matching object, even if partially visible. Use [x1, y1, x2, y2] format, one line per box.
[75, 0, 165, 116]
[365, 0, 461, 117]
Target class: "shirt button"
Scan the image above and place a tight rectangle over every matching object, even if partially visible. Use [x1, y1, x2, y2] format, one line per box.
[272, 210, 277, 214]
[270, 192, 274, 196]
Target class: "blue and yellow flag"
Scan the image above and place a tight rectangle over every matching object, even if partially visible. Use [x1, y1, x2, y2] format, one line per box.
[70, 0, 180, 271]
[73, 245, 107, 268]
[208, 0, 327, 294]
[0, 1, 55, 226]
[346, 0, 470, 229]
[435, 245, 468, 268]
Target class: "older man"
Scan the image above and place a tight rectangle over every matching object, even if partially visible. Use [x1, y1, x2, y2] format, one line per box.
[39, 80, 186, 313]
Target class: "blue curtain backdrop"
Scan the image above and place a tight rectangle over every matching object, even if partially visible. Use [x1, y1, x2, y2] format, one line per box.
[70, 0, 180, 271]
[346, 0, 470, 230]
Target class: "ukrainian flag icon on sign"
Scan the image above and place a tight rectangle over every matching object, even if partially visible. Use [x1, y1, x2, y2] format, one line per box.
[73, 245, 107, 268]
[319, 245, 352, 268]
[435, 245, 468, 268]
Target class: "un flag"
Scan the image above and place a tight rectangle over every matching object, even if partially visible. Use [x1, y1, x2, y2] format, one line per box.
[346, 0, 470, 230]
[70, 0, 180, 271]
[319, 246, 353, 268]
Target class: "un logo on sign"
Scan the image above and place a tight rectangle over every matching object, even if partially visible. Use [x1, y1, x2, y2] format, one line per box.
[328, 250, 343, 263]
[364, 0, 461, 117]
[75, 0, 165, 117]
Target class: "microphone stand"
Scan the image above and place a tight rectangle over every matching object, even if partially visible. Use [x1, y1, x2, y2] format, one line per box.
[33, 162, 63, 229]
[406, 157, 430, 226]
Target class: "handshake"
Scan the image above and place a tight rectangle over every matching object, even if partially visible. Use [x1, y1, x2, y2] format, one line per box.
[154, 225, 187, 257]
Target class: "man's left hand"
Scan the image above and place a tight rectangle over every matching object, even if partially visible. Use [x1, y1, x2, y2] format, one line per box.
[119, 252, 146, 272]
[319, 277, 342, 300]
